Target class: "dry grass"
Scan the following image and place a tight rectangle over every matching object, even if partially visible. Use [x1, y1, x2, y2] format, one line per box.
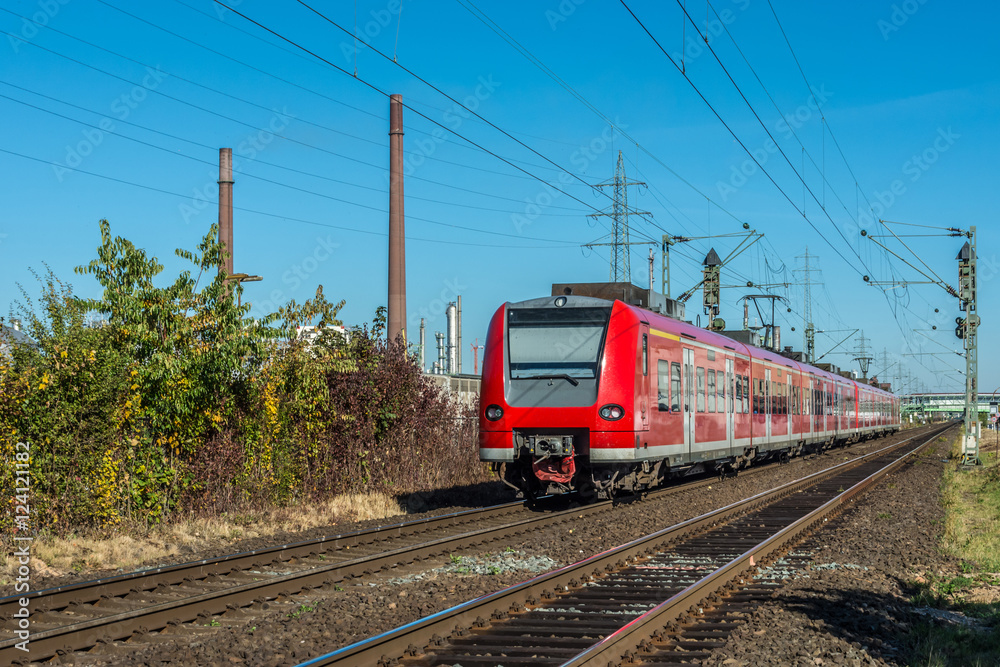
[942, 435, 1000, 572]
[0, 492, 406, 586]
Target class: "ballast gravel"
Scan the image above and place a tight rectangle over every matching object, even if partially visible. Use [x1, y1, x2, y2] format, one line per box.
[40, 429, 958, 666]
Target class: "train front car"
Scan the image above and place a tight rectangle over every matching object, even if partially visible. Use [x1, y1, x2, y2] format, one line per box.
[479, 295, 639, 500]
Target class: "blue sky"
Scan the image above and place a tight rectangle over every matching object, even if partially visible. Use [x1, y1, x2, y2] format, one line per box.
[1, 0, 997, 395]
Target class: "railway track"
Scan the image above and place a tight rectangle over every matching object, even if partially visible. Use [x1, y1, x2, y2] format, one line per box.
[298, 423, 953, 667]
[0, 427, 927, 665]
[0, 445, 792, 665]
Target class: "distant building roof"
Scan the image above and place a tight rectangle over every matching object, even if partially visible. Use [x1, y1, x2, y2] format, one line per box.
[0, 323, 37, 357]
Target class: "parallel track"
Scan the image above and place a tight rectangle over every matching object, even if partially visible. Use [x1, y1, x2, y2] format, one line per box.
[0, 445, 784, 665]
[298, 424, 951, 667]
[0, 427, 924, 665]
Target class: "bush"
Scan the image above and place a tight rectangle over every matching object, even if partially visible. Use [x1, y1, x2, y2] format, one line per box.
[0, 220, 485, 536]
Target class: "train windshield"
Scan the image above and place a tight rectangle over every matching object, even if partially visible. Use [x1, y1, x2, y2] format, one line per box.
[507, 306, 611, 380]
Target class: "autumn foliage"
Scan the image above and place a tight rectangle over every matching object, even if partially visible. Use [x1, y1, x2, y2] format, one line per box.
[0, 220, 483, 534]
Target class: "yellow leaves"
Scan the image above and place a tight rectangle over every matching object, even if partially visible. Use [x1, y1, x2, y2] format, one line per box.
[38, 372, 50, 390]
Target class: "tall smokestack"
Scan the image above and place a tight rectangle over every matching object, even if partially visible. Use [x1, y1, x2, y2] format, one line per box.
[388, 94, 407, 345]
[218, 148, 234, 275]
[456, 294, 462, 374]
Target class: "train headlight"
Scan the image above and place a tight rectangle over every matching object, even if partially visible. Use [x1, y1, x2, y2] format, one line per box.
[599, 404, 625, 421]
[485, 405, 504, 421]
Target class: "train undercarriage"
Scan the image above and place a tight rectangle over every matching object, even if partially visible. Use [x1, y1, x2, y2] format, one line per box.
[492, 428, 897, 502]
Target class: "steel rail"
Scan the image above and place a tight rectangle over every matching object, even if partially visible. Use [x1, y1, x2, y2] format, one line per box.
[297, 426, 939, 667]
[0, 501, 526, 619]
[0, 461, 753, 664]
[561, 422, 955, 666]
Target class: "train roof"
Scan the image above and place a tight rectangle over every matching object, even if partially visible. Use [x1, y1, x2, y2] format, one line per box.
[616, 300, 897, 398]
[501, 295, 896, 399]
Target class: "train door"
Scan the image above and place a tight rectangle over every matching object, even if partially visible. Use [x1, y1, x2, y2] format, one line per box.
[639, 328, 650, 433]
[726, 358, 735, 452]
[787, 377, 793, 439]
[764, 368, 772, 442]
[683, 347, 695, 450]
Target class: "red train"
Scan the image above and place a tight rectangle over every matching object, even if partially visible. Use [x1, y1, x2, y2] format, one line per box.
[479, 294, 900, 500]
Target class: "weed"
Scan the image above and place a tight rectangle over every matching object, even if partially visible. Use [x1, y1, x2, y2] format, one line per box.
[287, 601, 321, 619]
[877, 512, 892, 520]
[488, 566, 501, 576]
[449, 554, 462, 565]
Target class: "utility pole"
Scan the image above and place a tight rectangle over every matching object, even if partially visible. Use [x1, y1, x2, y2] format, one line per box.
[587, 151, 650, 283]
[794, 248, 821, 363]
[957, 227, 980, 465]
[852, 331, 874, 380]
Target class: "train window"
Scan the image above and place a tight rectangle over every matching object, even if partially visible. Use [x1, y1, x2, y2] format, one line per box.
[642, 334, 648, 376]
[697, 367, 706, 412]
[728, 372, 734, 414]
[657, 360, 669, 411]
[743, 375, 750, 413]
[707, 371, 716, 413]
[671, 362, 681, 412]
[507, 306, 611, 379]
[721, 371, 727, 412]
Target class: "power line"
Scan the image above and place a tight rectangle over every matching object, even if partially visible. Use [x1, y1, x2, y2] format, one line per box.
[289, 0, 614, 202]
[208, 0, 612, 216]
[0, 146, 582, 248]
[456, 0, 756, 232]
[3, 4, 558, 185]
[0, 79, 587, 214]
